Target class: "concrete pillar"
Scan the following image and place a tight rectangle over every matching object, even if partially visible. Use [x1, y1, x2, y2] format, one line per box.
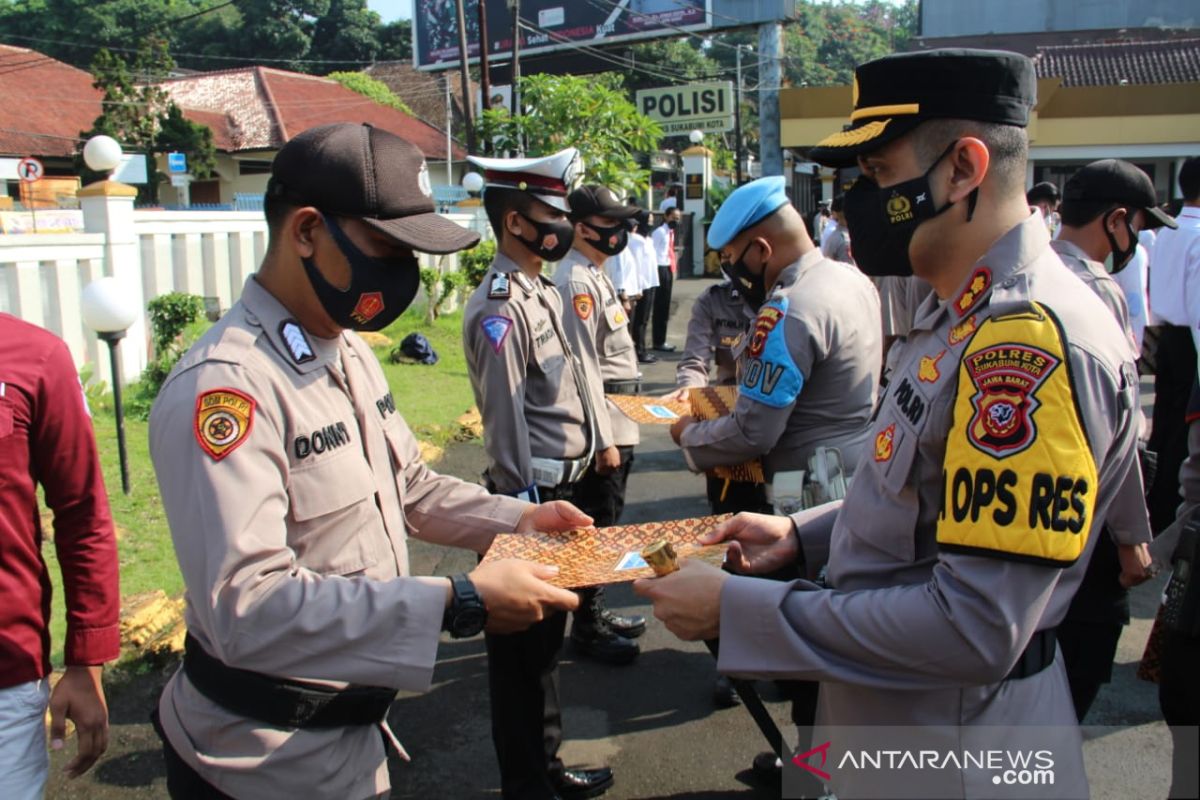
[78, 179, 148, 380]
[681, 145, 712, 276]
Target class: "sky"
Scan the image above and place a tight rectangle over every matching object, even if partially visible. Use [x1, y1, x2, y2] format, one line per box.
[368, 0, 412, 22]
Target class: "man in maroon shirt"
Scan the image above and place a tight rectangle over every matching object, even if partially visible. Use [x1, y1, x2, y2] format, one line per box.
[0, 313, 120, 797]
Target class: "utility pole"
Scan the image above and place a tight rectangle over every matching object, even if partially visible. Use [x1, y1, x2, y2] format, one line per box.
[444, 73, 453, 185]
[477, 0, 492, 153]
[757, 21, 783, 177]
[735, 45, 744, 185]
[508, 0, 522, 154]
[455, 0, 476, 154]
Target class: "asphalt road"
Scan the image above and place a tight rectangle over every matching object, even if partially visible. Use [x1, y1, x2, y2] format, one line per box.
[48, 275, 1177, 799]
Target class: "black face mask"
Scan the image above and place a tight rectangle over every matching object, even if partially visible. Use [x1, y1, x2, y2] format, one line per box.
[582, 221, 629, 257]
[1103, 208, 1138, 274]
[667, 219, 678, 230]
[842, 141, 977, 277]
[727, 240, 768, 308]
[515, 212, 575, 262]
[301, 214, 420, 332]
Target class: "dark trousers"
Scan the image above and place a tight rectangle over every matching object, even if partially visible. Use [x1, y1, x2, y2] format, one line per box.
[652, 266, 674, 347]
[632, 289, 655, 356]
[1148, 326, 1197, 531]
[706, 475, 772, 516]
[151, 707, 237, 800]
[1059, 529, 1129, 722]
[483, 481, 572, 800]
[1160, 630, 1200, 798]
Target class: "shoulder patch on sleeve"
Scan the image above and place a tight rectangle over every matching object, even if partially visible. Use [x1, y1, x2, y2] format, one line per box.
[572, 293, 594, 320]
[937, 304, 1098, 567]
[480, 315, 514, 353]
[740, 296, 803, 408]
[195, 388, 256, 461]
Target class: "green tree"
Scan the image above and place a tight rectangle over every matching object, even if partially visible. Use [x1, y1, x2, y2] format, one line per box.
[310, 0, 381, 69]
[327, 71, 413, 114]
[477, 73, 661, 197]
[377, 19, 413, 63]
[622, 38, 722, 94]
[79, 37, 216, 203]
[232, 0, 330, 72]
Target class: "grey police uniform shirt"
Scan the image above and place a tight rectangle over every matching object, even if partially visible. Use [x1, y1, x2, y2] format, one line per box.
[875, 275, 935, 338]
[149, 278, 528, 800]
[717, 215, 1149, 799]
[678, 249, 882, 479]
[463, 252, 609, 493]
[820, 221, 853, 264]
[554, 248, 640, 448]
[1050, 237, 1153, 551]
[676, 281, 753, 388]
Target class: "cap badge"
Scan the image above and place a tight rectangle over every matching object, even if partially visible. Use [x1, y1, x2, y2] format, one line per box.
[417, 161, 433, 198]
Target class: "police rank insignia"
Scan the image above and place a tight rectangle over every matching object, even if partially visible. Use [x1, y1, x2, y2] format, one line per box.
[351, 292, 385, 326]
[953, 267, 991, 317]
[963, 341, 1060, 458]
[279, 320, 315, 364]
[195, 388, 256, 461]
[481, 315, 514, 353]
[573, 293, 593, 320]
[488, 273, 511, 298]
[948, 314, 978, 345]
[874, 423, 896, 462]
[918, 350, 945, 383]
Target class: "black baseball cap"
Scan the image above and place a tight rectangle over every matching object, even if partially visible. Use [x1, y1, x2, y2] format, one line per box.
[268, 123, 480, 254]
[809, 48, 1036, 167]
[567, 184, 641, 221]
[1063, 159, 1178, 230]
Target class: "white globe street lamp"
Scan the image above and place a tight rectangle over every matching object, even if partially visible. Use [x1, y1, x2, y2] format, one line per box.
[689, 130, 704, 145]
[81, 276, 139, 494]
[462, 171, 485, 194]
[83, 135, 123, 177]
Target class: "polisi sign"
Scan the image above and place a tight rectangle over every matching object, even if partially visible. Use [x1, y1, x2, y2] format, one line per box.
[636, 81, 734, 134]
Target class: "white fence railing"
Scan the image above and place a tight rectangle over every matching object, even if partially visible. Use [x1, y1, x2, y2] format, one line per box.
[0, 194, 491, 389]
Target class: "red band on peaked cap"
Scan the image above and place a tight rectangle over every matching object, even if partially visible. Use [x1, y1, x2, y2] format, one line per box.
[483, 169, 569, 196]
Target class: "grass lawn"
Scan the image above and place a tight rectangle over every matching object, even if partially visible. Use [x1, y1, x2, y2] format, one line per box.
[41, 301, 474, 665]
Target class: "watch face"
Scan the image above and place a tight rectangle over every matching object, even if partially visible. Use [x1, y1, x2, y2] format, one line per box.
[452, 605, 487, 638]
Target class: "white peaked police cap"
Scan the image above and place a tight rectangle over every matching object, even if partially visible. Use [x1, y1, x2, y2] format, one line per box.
[466, 148, 584, 212]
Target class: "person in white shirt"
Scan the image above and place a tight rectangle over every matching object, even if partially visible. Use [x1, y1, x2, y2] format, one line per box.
[649, 207, 681, 352]
[819, 194, 852, 264]
[1148, 156, 1200, 531]
[628, 211, 661, 363]
[658, 186, 678, 213]
[1027, 181, 1061, 238]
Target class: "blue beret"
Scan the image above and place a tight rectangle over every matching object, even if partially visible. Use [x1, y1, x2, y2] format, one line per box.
[707, 176, 789, 250]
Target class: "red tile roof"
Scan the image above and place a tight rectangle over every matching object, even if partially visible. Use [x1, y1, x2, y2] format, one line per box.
[1035, 39, 1200, 87]
[0, 45, 101, 157]
[160, 66, 463, 160]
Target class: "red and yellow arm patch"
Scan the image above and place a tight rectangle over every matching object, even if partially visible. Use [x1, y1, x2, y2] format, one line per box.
[195, 388, 256, 461]
[937, 305, 1098, 567]
[573, 293, 594, 320]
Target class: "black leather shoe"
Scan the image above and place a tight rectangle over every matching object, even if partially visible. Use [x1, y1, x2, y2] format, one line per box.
[713, 674, 741, 708]
[637, 352, 658, 364]
[570, 624, 640, 665]
[601, 608, 646, 638]
[552, 767, 614, 799]
[652, 343, 677, 352]
[752, 751, 782, 777]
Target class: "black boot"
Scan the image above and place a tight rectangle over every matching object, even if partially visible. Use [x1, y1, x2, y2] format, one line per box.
[571, 589, 639, 666]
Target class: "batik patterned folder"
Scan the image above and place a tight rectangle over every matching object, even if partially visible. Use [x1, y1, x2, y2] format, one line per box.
[481, 515, 732, 588]
[687, 386, 765, 484]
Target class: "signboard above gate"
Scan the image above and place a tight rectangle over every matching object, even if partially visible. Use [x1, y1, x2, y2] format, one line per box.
[635, 81, 734, 135]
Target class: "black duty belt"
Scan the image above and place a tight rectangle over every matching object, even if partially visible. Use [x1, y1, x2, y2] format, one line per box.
[604, 379, 642, 395]
[1004, 628, 1057, 681]
[182, 634, 395, 729]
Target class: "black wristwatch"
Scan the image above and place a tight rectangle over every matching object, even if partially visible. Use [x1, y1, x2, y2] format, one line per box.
[442, 573, 487, 638]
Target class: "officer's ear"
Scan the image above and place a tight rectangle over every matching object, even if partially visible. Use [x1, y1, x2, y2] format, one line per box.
[289, 207, 324, 258]
[752, 236, 773, 268]
[943, 137, 990, 206]
[504, 208, 526, 240]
